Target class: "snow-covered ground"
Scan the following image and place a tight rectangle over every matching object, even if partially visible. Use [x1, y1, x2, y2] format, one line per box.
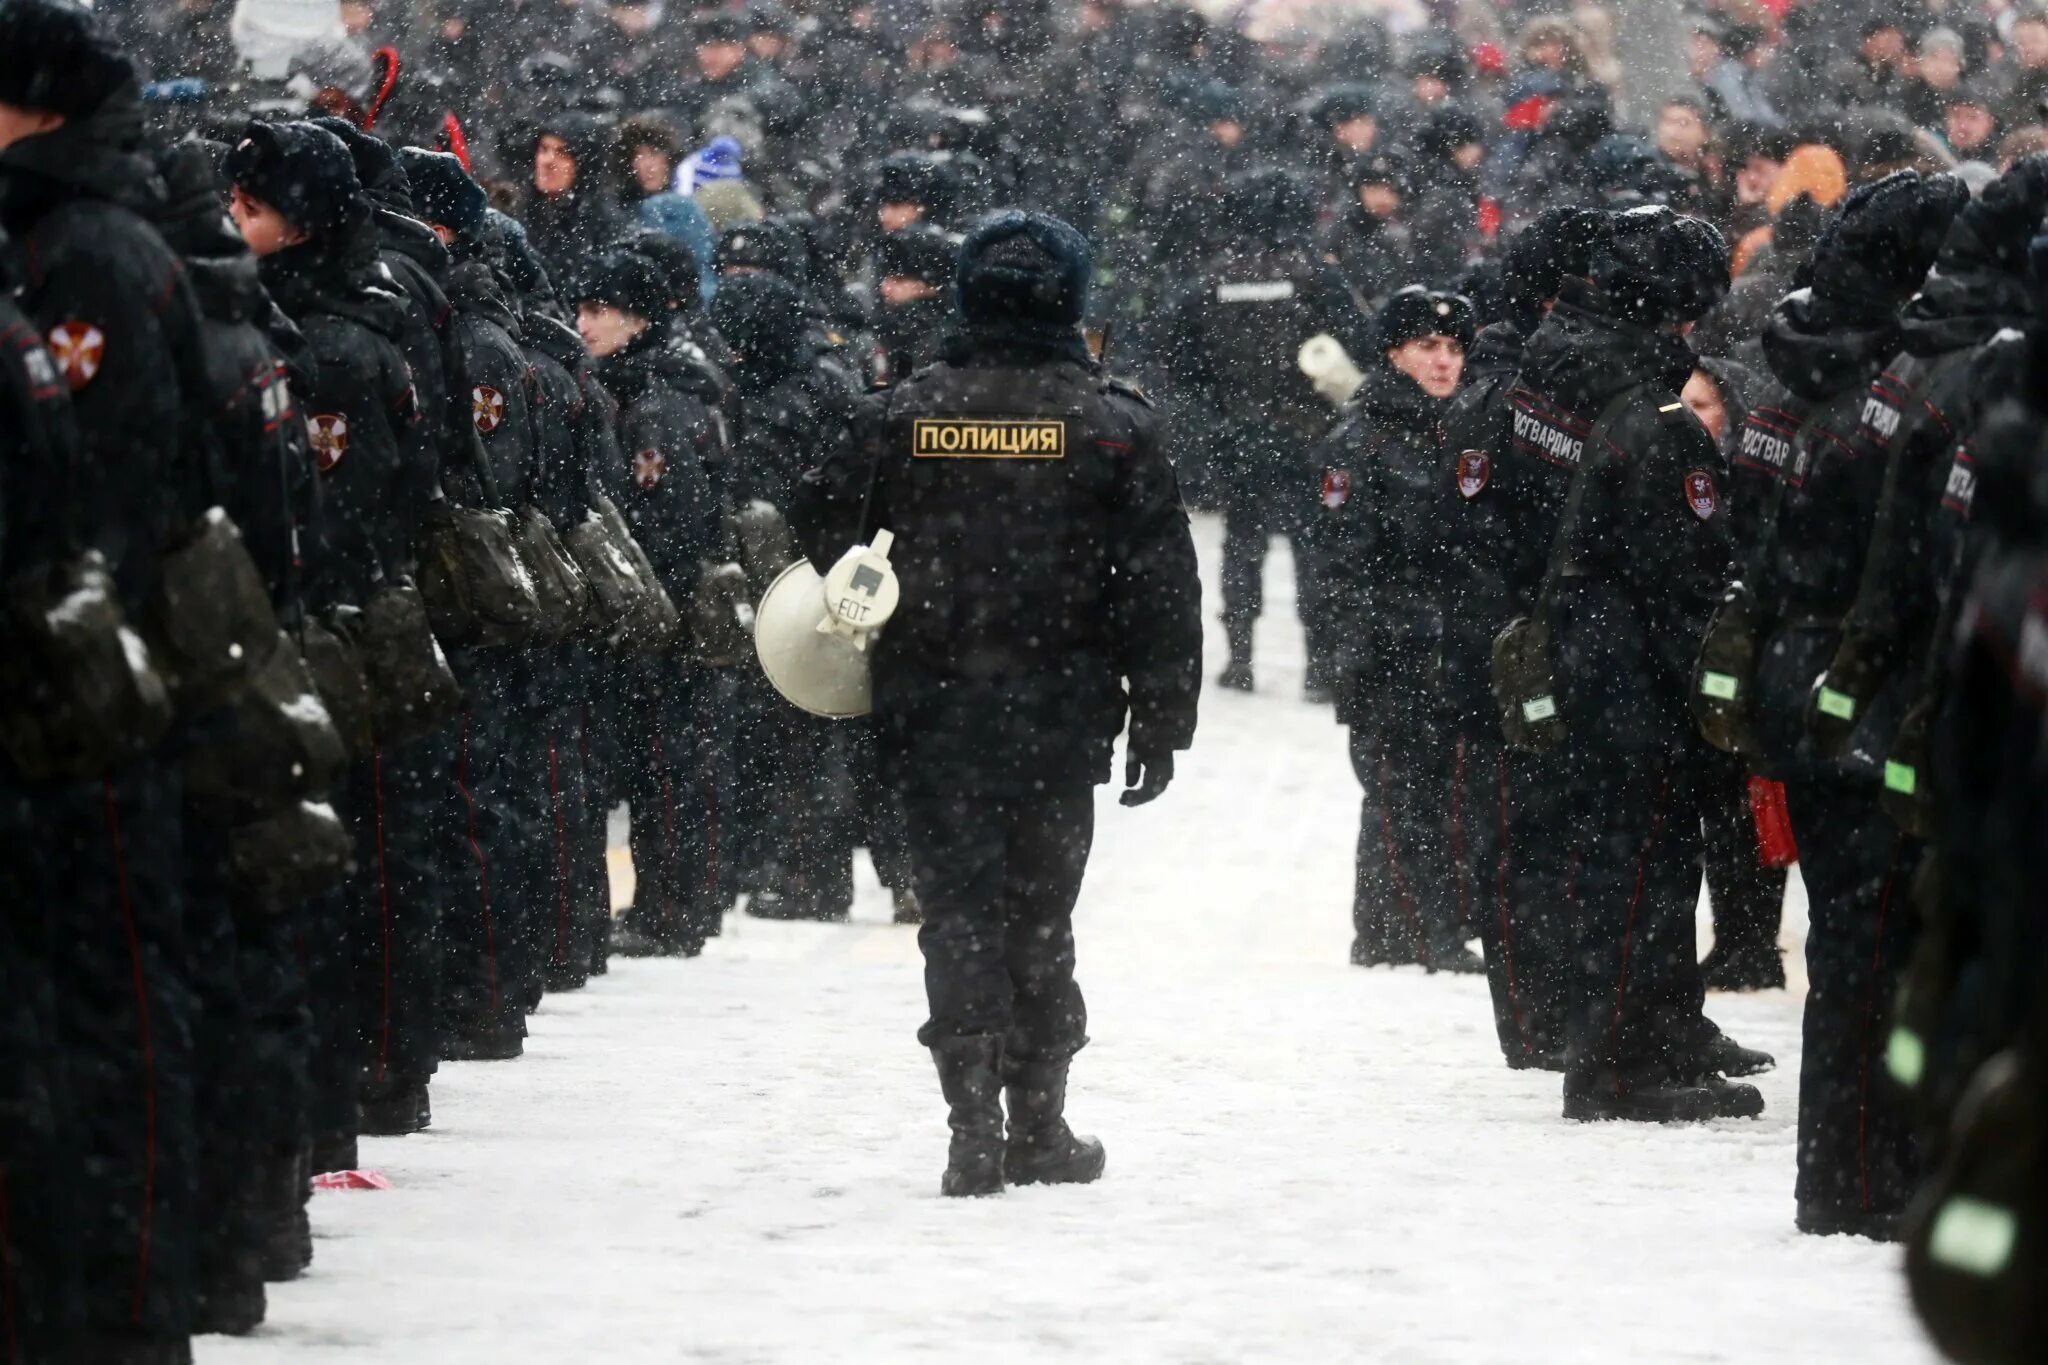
[204, 515, 1937, 1364]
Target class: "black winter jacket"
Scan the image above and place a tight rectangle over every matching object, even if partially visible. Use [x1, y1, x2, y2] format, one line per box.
[793, 330, 1202, 795]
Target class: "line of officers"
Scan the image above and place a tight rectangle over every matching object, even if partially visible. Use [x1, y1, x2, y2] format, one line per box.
[1206, 143, 2048, 1302]
[0, 8, 891, 1362]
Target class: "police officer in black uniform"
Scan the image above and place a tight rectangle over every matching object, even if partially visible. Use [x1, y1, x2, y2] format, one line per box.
[227, 120, 440, 1169]
[1516, 206, 1769, 1122]
[575, 246, 728, 958]
[1715, 171, 1965, 1235]
[1, 8, 213, 1354]
[792, 210, 1202, 1197]
[1440, 207, 1609, 1070]
[1154, 167, 1361, 699]
[1309, 285, 1484, 974]
[0, 223, 88, 1365]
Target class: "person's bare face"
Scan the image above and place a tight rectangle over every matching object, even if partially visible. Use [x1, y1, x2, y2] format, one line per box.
[2017, 21, 2048, 69]
[1388, 335, 1465, 400]
[534, 134, 576, 195]
[1453, 142, 1484, 171]
[748, 32, 787, 61]
[229, 187, 309, 258]
[1682, 369, 1729, 445]
[1332, 115, 1376, 154]
[577, 302, 648, 358]
[1359, 183, 1400, 219]
[878, 202, 923, 233]
[0, 101, 63, 155]
[1919, 46, 1962, 90]
[632, 145, 673, 196]
[1864, 28, 1905, 65]
[340, 0, 374, 36]
[1948, 102, 1996, 153]
[880, 277, 940, 307]
[696, 41, 747, 82]
[1689, 31, 1721, 81]
[1735, 154, 1780, 206]
[1525, 38, 1567, 70]
[1210, 119, 1244, 149]
[1657, 106, 1709, 165]
[1411, 74, 1449, 105]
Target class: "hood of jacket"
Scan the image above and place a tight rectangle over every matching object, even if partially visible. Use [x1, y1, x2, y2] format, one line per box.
[0, 84, 164, 233]
[1519, 278, 1696, 414]
[1759, 289, 1902, 403]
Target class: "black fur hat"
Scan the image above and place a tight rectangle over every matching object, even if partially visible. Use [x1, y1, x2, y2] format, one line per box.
[1805, 171, 1969, 323]
[310, 116, 414, 216]
[1590, 205, 1729, 326]
[225, 119, 369, 243]
[716, 218, 809, 283]
[623, 229, 704, 315]
[1501, 206, 1609, 330]
[955, 210, 1091, 327]
[397, 146, 486, 236]
[1377, 286, 1476, 350]
[0, 0, 133, 120]
[876, 223, 964, 287]
[573, 246, 671, 325]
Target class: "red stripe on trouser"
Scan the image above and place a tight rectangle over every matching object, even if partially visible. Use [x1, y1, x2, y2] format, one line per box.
[456, 711, 499, 1012]
[549, 734, 569, 967]
[1605, 774, 1670, 1095]
[1, 1171, 17, 1361]
[1376, 746, 1431, 966]
[1451, 738, 1468, 933]
[103, 778, 155, 1324]
[372, 743, 394, 1081]
[1858, 836, 1905, 1210]
[1495, 752, 1532, 1055]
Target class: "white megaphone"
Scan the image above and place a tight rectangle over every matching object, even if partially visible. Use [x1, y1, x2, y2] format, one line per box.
[753, 531, 901, 719]
[1299, 333, 1366, 408]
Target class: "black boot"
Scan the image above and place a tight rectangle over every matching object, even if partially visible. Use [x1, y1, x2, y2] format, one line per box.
[892, 888, 924, 925]
[1004, 1059, 1106, 1187]
[1218, 618, 1255, 692]
[64, 1330, 194, 1364]
[1702, 938, 1787, 992]
[193, 1176, 269, 1336]
[1796, 1200, 1902, 1241]
[931, 1036, 1007, 1198]
[1696, 1022, 1776, 1077]
[589, 912, 611, 974]
[359, 1074, 432, 1136]
[311, 1127, 358, 1175]
[259, 1147, 313, 1282]
[1426, 940, 1487, 975]
[1564, 1073, 1763, 1123]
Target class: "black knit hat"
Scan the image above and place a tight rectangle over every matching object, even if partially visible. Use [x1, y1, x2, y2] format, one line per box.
[1805, 171, 1969, 324]
[876, 223, 963, 287]
[0, 0, 134, 120]
[956, 210, 1092, 327]
[872, 151, 962, 216]
[574, 246, 672, 324]
[1501, 206, 1608, 329]
[397, 146, 486, 236]
[1590, 205, 1729, 326]
[225, 119, 369, 243]
[1309, 82, 1379, 127]
[1377, 286, 1476, 350]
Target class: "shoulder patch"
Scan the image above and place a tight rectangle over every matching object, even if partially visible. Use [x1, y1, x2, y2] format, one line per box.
[1684, 469, 1719, 520]
[1322, 469, 1351, 508]
[633, 448, 667, 489]
[308, 414, 349, 472]
[46, 321, 105, 390]
[1102, 375, 1152, 408]
[1457, 450, 1491, 499]
[473, 384, 506, 434]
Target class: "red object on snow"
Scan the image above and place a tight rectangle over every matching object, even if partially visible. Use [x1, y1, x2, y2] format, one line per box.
[313, 1170, 393, 1191]
[1503, 95, 1553, 133]
[1750, 777, 1798, 869]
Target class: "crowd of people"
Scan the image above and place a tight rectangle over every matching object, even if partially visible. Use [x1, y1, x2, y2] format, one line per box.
[2, 0, 2047, 1362]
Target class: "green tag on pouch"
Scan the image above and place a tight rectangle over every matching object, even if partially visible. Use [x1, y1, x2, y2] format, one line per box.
[1885, 761, 1918, 796]
[1887, 1027, 1926, 1087]
[1521, 696, 1557, 723]
[1817, 687, 1857, 720]
[1929, 1197, 2018, 1277]
[1700, 671, 1739, 701]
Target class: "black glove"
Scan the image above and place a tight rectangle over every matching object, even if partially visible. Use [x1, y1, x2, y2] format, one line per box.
[1120, 744, 1175, 808]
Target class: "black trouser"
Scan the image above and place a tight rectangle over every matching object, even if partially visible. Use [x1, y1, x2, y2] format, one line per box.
[1561, 741, 1712, 1093]
[849, 720, 913, 892]
[1463, 726, 1575, 1063]
[904, 788, 1093, 1064]
[437, 666, 532, 1043]
[350, 733, 447, 1087]
[25, 764, 197, 1345]
[1346, 679, 1469, 965]
[1220, 486, 1332, 675]
[0, 780, 80, 1361]
[614, 657, 726, 947]
[537, 649, 612, 981]
[1786, 778, 1922, 1221]
[1700, 748, 1788, 959]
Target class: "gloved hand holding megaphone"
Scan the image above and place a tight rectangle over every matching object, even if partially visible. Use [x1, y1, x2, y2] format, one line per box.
[754, 529, 901, 718]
